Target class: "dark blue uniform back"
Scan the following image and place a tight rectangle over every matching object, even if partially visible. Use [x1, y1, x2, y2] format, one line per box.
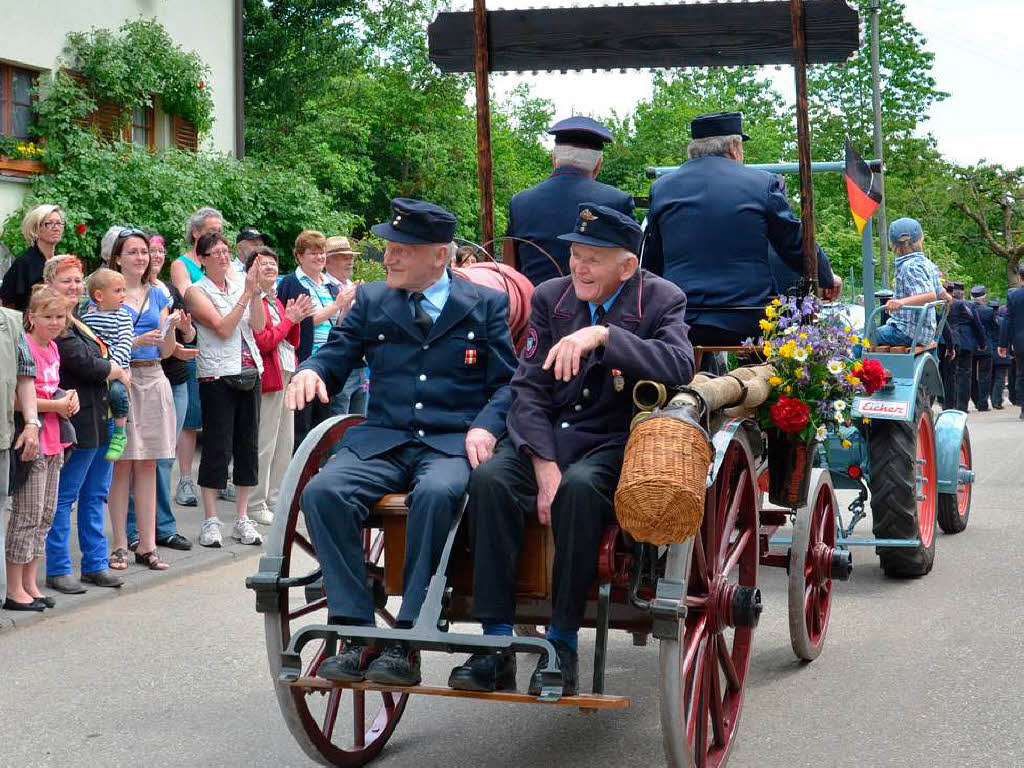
[507, 166, 634, 286]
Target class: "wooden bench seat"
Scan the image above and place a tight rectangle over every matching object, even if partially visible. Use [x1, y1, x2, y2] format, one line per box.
[866, 341, 937, 354]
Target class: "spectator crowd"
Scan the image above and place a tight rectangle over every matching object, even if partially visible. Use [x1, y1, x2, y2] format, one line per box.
[0, 204, 368, 611]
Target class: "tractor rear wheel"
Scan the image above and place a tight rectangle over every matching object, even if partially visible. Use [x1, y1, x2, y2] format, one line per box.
[937, 427, 972, 534]
[868, 391, 938, 577]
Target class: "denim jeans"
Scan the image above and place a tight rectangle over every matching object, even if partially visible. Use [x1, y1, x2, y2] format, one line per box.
[108, 379, 130, 419]
[874, 322, 914, 347]
[126, 381, 188, 543]
[46, 442, 114, 576]
[331, 368, 369, 417]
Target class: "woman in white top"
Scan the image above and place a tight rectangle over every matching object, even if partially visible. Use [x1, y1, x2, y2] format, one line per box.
[184, 232, 266, 548]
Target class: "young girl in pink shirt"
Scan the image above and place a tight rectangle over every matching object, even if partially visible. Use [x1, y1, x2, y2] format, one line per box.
[3, 287, 78, 611]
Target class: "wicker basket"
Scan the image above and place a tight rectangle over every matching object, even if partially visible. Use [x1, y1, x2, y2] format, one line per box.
[614, 411, 712, 545]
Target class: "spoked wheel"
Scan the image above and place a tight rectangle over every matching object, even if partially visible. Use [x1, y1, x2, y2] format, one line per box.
[787, 470, 844, 662]
[263, 415, 408, 767]
[937, 428, 972, 534]
[659, 437, 760, 768]
[869, 391, 938, 576]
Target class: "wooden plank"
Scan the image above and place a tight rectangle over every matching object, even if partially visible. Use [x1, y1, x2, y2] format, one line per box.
[287, 677, 631, 710]
[428, 1, 860, 73]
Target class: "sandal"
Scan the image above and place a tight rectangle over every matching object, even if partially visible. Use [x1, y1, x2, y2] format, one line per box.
[134, 550, 169, 571]
[109, 548, 130, 570]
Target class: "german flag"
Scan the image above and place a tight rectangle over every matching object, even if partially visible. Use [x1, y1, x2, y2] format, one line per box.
[844, 137, 883, 233]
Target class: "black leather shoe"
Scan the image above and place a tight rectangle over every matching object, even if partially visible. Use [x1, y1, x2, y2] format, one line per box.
[32, 596, 56, 608]
[318, 640, 381, 682]
[81, 569, 124, 588]
[994, 404, 1004, 410]
[365, 643, 422, 686]
[3, 598, 45, 612]
[448, 649, 517, 692]
[157, 533, 193, 551]
[45, 574, 88, 594]
[528, 640, 578, 697]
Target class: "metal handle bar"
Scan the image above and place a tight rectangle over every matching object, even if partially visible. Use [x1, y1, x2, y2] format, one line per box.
[869, 300, 948, 354]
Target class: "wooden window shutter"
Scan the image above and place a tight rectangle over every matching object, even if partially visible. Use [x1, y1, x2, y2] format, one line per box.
[172, 114, 198, 151]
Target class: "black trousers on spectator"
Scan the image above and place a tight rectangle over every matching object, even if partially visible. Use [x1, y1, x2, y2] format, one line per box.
[469, 440, 623, 633]
[1011, 357, 1019, 405]
[1015, 353, 1024, 411]
[971, 354, 992, 410]
[294, 398, 333, 455]
[938, 347, 955, 407]
[198, 377, 260, 489]
[992, 364, 1010, 407]
[954, 349, 974, 412]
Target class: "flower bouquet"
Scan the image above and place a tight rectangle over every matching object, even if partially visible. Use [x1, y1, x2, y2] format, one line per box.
[748, 296, 888, 507]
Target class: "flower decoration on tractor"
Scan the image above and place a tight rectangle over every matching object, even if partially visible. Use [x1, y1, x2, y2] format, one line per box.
[747, 296, 890, 444]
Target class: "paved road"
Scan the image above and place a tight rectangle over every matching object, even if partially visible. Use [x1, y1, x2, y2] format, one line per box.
[3, 409, 1022, 767]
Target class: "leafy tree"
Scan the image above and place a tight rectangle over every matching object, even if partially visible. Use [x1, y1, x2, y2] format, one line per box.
[951, 164, 1024, 288]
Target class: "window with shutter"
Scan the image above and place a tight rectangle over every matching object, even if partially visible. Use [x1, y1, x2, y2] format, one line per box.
[1, 64, 40, 138]
[172, 114, 198, 152]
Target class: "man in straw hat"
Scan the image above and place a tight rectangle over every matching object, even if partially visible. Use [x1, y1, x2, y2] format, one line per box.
[449, 203, 694, 696]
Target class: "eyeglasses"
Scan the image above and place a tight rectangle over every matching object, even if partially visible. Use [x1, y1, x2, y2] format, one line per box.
[40, 220, 64, 230]
[122, 248, 150, 258]
[149, 247, 167, 255]
[202, 247, 232, 259]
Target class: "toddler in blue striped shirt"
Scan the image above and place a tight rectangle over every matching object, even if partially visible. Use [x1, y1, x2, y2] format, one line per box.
[83, 268, 134, 460]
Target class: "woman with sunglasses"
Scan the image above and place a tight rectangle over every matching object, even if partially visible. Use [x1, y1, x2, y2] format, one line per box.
[106, 229, 181, 571]
[184, 232, 266, 548]
[0, 205, 65, 311]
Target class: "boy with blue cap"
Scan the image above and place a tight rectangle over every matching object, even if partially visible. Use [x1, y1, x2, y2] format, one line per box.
[875, 217, 944, 348]
[450, 203, 694, 696]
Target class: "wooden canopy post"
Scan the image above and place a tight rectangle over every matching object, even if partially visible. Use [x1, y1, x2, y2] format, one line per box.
[789, 0, 818, 292]
[473, 0, 495, 253]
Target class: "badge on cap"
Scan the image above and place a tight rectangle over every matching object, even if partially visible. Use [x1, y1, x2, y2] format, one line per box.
[612, 368, 624, 392]
[524, 327, 538, 359]
[579, 208, 596, 232]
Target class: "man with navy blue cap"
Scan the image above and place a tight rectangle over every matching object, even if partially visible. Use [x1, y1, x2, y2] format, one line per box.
[947, 279, 987, 411]
[644, 110, 841, 348]
[450, 203, 693, 696]
[990, 298, 1012, 408]
[970, 284, 996, 411]
[503, 116, 634, 286]
[287, 197, 518, 686]
[998, 265, 1024, 418]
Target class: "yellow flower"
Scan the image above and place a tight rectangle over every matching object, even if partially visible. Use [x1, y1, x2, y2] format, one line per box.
[772, 298, 781, 306]
[768, 376, 783, 388]
[759, 319, 773, 332]
[799, 333, 808, 340]
[845, 325, 852, 333]
[841, 439, 853, 448]
[784, 386, 792, 395]
[862, 417, 870, 424]
[847, 375, 861, 387]
[862, 339, 871, 349]
[765, 305, 777, 319]
[763, 343, 773, 357]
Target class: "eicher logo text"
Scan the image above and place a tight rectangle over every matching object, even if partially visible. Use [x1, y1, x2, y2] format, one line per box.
[854, 398, 910, 418]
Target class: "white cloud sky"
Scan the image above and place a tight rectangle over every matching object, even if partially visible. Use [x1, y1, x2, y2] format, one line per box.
[449, 0, 1024, 168]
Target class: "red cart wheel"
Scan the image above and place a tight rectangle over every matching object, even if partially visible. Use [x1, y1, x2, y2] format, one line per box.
[787, 470, 840, 662]
[263, 416, 408, 767]
[937, 428, 972, 534]
[660, 436, 760, 768]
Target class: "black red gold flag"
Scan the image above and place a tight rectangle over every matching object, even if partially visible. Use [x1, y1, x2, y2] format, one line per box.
[844, 138, 883, 233]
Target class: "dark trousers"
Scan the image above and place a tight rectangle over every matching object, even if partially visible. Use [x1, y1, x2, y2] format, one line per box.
[954, 349, 974, 412]
[197, 378, 260, 489]
[294, 397, 333, 455]
[1015, 353, 1024, 411]
[938, 348, 955, 407]
[468, 441, 623, 633]
[992, 365, 1010, 407]
[1011, 357, 1020, 405]
[302, 443, 470, 624]
[971, 354, 992, 410]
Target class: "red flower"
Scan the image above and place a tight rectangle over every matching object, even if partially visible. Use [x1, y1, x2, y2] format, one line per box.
[75, 223, 87, 235]
[860, 358, 888, 395]
[197, 79, 205, 89]
[771, 396, 811, 434]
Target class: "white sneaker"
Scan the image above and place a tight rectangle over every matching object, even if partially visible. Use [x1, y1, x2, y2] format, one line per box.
[199, 517, 223, 548]
[249, 505, 274, 526]
[232, 517, 263, 546]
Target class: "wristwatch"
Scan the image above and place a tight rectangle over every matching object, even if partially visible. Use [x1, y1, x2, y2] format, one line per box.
[23, 418, 41, 429]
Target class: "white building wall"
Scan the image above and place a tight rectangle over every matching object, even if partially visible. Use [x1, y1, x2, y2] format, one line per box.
[0, 0, 238, 225]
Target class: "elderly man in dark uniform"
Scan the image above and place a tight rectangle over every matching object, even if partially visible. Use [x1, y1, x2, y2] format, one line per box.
[998, 266, 1024, 419]
[504, 116, 635, 286]
[287, 198, 518, 686]
[946, 282, 987, 412]
[449, 204, 694, 696]
[970, 284, 996, 411]
[644, 111, 840, 347]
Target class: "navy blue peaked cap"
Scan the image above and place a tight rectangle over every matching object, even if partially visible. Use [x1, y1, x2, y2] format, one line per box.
[558, 202, 642, 254]
[690, 110, 750, 141]
[970, 284, 987, 297]
[370, 198, 456, 244]
[549, 116, 614, 150]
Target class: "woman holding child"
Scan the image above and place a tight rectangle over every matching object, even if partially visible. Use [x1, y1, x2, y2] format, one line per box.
[106, 230, 180, 571]
[44, 256, 128, 594]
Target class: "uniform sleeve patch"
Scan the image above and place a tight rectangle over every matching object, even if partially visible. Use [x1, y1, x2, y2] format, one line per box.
[524, 326, 539, 359]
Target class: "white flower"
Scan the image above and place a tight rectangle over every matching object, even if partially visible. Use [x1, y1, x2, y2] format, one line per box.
[827, 360, 843, 375]
[793, 348, 808, 362]
[784, 326, 797, 335]
[815, 425, 827, 442]
[833, 399, 848, 411]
